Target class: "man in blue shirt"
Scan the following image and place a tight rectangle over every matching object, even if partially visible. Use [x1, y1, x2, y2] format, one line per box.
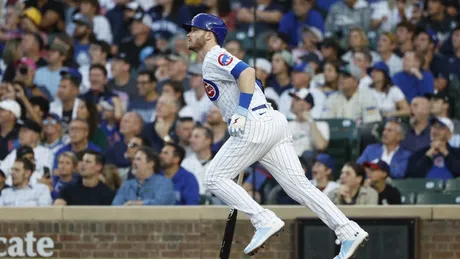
[128, 71, 159, 123]
[278, 0, 324, 47]
[160, 143, 199, 205]
[406, 117, 460, 179]
[400, 97, 432, 152]
[51, 151, 79, 200]
[33, 43, 67, 97]
[112, 146, 176, 205]
[72, 13, 94, 67]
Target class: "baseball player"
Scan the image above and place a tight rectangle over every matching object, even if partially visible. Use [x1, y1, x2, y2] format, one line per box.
[183, 14, 368, 259]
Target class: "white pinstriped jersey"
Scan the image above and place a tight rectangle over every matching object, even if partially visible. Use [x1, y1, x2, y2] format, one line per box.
[202, 46, 267, 122]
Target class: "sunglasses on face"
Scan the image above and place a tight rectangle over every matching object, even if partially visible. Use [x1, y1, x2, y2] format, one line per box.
[43, 119, 58, 126]
[128, 142, 140, 149]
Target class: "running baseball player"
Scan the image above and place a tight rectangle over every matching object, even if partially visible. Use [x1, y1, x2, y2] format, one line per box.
[183, 13, 368, 259]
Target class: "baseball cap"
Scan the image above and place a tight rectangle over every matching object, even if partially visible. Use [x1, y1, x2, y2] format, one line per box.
[367, 61, 390, 79]
[430, 116, 454, 133]
[289, 88, 315, 107]
[73, 13, 93, 29]
[339, 65, 360, 80]
[44, 113, 63, 125]
[434, 71, 449, 79]
[0, 100, 21, 119]
[293, 62, 315, 75]
[419, 29, 439, 46]
[18, 57, 37, 71]
[315, 154, 335, 171]
[249, 58, 272, 75]
[133, 11, 153, 28]
[277, 50, 294, 67]
[17, 145, 34, 158]
[60, 68, 82, 86]
[99, 98, 115, 111]
[363, 160, 390, 173]
[113, 52, 130, 64]
[125, 1, 140, 11]
[19, 119, 42, 134]
[424, 91, 450, 103]
[302, 25, 324, 42]
[188, 63, 202, 75]
[48, 43, 68, 56]
[167, 52, 189, 63]
[301, 53, 321, 65]
[266, 31, 290, 45]
[23, 7, 42, 26]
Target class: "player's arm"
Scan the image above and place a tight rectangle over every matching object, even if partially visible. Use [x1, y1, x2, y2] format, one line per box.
[231, 63, 255, 117]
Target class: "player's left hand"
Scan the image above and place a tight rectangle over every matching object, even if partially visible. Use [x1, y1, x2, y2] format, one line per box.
[229, 113, 246, 138]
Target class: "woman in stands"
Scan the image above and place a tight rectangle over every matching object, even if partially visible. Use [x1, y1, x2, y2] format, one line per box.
[76, 98, 109, 151]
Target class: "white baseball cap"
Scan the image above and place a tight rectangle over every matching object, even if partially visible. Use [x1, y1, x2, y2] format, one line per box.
[430, 117, 454, 133]
[249, 58, 272, 74]
[0, 99, 21, 119]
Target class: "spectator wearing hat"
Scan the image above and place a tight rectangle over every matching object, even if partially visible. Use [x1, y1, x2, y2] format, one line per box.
[0, 119, 53, 186]
[13, 58, 52, 101]
[33, 43, 68, 97]
[183, 64, 213, 124]
[406, 117, 460, 179]
[377, 32, 403, 77]
[279, 0, 324, 47]
[0, 100, 21, 160]
[23, 0, 66, 33]
[310, 154, 339, 197]
[392, 51, 434, 103]
[358, 119, 412, 178]
[42, 113, 67, 156]
[0, 157, 52, 207]
[157, 52, 191, 93]
[394, 21, 416, 58]
[118, 11, 156, 69]
[236, 0, 283, 36]
[79, 40, 113, 93]
[292, 26, 324, 64]
[280, 62, 326, 120]
[322, 66, 382, 125]
[128, 71, 159, 123]
[341, 28, 381, 65]
[20, 7, 42, 33]
[99, 98, 123, 147]
[51, 152, 79, 200]
[445, 0, 460, 19]
[417, 0, 458, 42]
[72, 13, 96, 67]
[426, 92, 460, 146]
[267, 50, 293, 96]
[401, 97, 432, 152]
[77, 0, 112, 44]
[287, 88, 330, 158]
[364, 160, 401, 205]
[107, 52, 138, 103]
[414, 29, 445, 75]
[368, 62, 410, 118]
[0, 169, 9, 196]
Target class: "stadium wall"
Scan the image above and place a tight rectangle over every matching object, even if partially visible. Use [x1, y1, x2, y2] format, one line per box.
[0, 206, 458, 259]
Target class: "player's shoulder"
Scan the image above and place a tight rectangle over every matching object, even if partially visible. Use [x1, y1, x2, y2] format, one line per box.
[204, 46, 237, 67]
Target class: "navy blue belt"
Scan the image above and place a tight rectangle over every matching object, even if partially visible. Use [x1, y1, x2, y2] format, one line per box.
[251, 104, 268, 111]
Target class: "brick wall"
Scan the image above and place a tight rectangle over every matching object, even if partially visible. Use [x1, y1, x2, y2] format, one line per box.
[0, 219, 459, 258]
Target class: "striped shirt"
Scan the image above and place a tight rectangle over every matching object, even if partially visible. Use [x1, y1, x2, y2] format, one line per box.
[0, 183, 52, 207]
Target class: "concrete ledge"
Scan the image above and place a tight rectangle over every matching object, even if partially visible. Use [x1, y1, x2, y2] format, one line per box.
[0, 207, 63, 221]
[432, 206, 460, 219]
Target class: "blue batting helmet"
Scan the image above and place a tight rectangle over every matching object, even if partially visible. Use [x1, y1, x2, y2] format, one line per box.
[182, 13, 227, 46]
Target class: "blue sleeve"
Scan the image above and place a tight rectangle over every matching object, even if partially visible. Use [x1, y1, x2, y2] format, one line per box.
[308, 10, 325, 33]
[111, 182, 129, 205]
[418, 72, 434, 96]
[278, 13, 291, 35]
[143, 178, 176, 205]
[390, 150, 412, 179]
[183, 174, 200, 205]
[356, 146, 372, 164]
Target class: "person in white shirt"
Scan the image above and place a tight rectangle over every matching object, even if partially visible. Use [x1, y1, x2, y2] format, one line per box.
[0, 157, 52, 207]
[249, 58, 279, 106]
[78, 0, 113, 43]
[0, 120, 54, 186]
[181, 125, 214, 196]
[377, 32, 403, 77]
[351, 50, 373, 90]
[288, 88, 330, 157]
[311, 154, 339, 197]
[183, 63, 213, 124]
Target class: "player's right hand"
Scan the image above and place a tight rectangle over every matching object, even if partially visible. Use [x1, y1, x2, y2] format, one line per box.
[228, 114, 246, 138]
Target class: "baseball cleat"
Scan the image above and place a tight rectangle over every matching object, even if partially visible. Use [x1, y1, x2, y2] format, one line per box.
[333, 230, 369, 259]
[244, 217, 285, 256]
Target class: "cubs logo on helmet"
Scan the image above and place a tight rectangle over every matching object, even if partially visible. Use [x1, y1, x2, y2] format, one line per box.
[203, 79, 220, 102]
[218, 53, 233, 66]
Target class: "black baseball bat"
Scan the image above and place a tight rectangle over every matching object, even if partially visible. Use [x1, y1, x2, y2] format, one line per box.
[219, 171, 245, 259]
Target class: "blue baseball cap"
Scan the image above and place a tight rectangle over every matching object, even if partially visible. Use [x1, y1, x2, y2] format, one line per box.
[367, 61, 390, 79]
[293, 62, 315, 75]
[364, 160, 390, 173]
[315, 154, 335, 171]
[46, 113, 62, 124]
[60, 68, 82, 85]
[289, 88, 315, 108]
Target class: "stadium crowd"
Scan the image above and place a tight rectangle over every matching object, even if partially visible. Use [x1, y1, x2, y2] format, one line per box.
[0, 0, 460, 207]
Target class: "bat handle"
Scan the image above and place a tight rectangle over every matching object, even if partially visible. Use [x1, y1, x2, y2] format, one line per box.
[236, 171, 245, 185]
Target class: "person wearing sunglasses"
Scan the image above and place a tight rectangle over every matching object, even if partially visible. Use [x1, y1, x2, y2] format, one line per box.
[42, 113, 66, 156]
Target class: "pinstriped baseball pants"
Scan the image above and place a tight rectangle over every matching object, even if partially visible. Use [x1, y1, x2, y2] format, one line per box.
[204, 108, 361, 242]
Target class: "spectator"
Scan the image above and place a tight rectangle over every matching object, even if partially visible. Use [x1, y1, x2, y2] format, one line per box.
[197, 0, 235, 31]
[249, 58, 279, 105]
[49, 69, 82, 132]
[322, 66, 382, 125]
[158, 53, 190, 92]
[76, 99, 109, 151]
[118, 11, 155, 69]
[237, 0, 283, 38]
[18, 32, 47, 71]
[112, 147, 176, 205]
[142, 94, 179, 152]
[1, 120, 53, 186]
[128, 71, 159, 123]
[0, 99, 21, 160]
[183, 63, 213, 124]
[106, 112, 143, 169]
[341, 28, 381, 65]
[394, 21, 416, 57]
[161, 80, 192, 117]
[77, 0, 113, 43]
[406, 117, 460, 179]
[42, 113, 66, 155]
[51, 152, 79, 200]
[72, 13, 95, 67]
[328, 162, 378, 205]
[325, 0, 372, 44]
[392, 51, 434, 103]
[49, 33, 78, 70]
[205, 106, 229, 153]
[117, 135, 151, 182]
[0, 38, 21, 83]
[400, 97, 432, 152]
[105, 0, 132, 46]
[0, 169, 9, 196]
[363, 160, 401, 205]
[160, 143, 200, 205]
[440, 26, 460, 79]
[357, 119, 412, 179]
[24, 0, 66, 33]
[279, 0, 323, 47]
[390, 0, 414, 31]
[79, 40, 113, 93]
[175, 117, 195, 158]
[99, 99, 122, 146]
[377, 32, 403, 77]
[54, 150, 115, 205]
[107, 52, 138, 103]
[267, 50, 293, 96]
[148, 0, 191, 40]
[427, 92, 460, 137]
[100, 164, 122, 191]
[369, 0, 393, 32]
[0, 157, 52, 207]
[320, 38, 341, 64]
[224, 40, 246, 62]
[83, 64, 111, 103]
[33, 43, 68, 97]
[53, 119, 102, 169]
[310, 154, 339, 197]
[414, 30, 444, 75]
[317, 60, 340, 97]
[417, 0, 457, 42]
[351, 50, 374, 89]
[445, 0, 459, 20]
[288, 88, 329, 157]
[13, 58, 52, 101]
[368, 62, 410, 118]
[265, 32, 290, 56]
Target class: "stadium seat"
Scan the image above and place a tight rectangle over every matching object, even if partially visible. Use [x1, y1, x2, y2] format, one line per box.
[391, 179, 444, 193]
[444, 179, 460, 193]
[400, 191, 416, 205]
[416, 193, 460, 205]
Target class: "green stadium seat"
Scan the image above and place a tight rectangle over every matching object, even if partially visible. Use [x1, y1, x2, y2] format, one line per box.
[444, 179, 460, 193]
[400, 191, 416, 205]
[391, 179, 444, 193]
[416, 193, 460, 205]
